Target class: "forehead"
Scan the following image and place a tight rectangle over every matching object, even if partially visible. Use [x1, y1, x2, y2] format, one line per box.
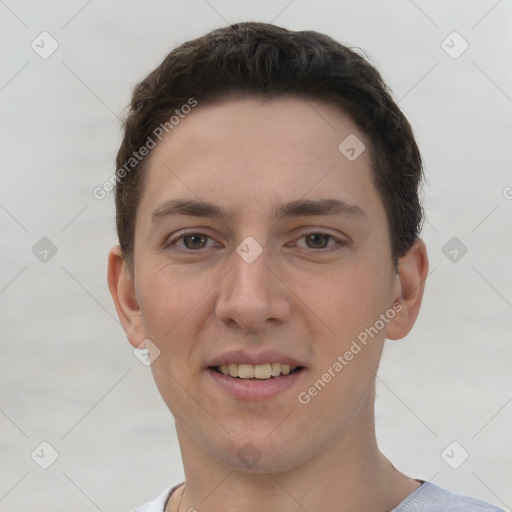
[137, 96, 384, 225]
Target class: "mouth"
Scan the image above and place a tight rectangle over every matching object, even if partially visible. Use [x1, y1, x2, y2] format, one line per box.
[206, 362, 307, 400]
[211, 363, 305, 380]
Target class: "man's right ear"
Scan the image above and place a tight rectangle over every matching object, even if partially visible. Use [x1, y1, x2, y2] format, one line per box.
[107, 245, 145, 348]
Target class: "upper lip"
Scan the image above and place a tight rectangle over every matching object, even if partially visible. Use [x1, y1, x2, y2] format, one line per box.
[206, 349, 305, 368]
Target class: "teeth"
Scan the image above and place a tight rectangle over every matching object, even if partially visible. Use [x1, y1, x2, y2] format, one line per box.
[254, 363, 272, 379]
[270, 362, 281, 377]
[238, 364, 255, 379]
[217, 363, 298, 379]
[228, 364, 238, 377]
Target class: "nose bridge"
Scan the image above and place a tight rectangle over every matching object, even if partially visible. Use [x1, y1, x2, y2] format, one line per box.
[228, 238, 272, 303]
[215, 237, 287, 331]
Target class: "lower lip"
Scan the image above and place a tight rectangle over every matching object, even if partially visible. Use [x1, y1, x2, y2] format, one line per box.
[206, 367, 306, 400]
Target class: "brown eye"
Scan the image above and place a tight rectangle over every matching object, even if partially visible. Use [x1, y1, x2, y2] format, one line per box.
[304, 233, 332, 249]
[182, 234, 209, 249]
[165, 232, 217, 252]
[294, 232, 340, 251]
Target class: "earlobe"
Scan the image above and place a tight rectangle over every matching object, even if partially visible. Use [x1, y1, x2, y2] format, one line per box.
[107, 245, 145, 348]
[386, 238, 429, 340]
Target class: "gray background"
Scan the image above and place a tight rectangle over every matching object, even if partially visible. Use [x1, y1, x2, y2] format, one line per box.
[1, 0, 511, 510]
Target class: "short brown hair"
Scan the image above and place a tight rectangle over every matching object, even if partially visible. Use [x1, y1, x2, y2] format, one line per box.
[114, 22, 423, 271]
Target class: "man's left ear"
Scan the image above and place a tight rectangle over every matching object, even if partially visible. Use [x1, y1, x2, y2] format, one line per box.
[386, 238, 429, 340]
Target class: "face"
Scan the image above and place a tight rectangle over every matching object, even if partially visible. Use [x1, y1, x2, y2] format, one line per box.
[110, 96, 424, 473]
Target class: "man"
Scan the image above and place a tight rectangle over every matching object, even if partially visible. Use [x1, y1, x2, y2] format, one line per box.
[107, 22, 504, 512]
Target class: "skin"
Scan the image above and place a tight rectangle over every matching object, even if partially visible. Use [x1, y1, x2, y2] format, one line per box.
[108, 97, 429, 512]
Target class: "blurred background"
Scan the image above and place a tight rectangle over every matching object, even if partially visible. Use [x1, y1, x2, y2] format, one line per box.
[1, 0, 511, 510]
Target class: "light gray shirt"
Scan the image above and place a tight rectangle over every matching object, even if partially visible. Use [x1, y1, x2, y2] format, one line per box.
[133, 480, 506, 511]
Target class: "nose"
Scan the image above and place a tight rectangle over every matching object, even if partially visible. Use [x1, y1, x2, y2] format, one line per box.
[214, 242, 291, 335]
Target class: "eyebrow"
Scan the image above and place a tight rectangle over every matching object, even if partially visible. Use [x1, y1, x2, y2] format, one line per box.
[151, 198, 368, 223]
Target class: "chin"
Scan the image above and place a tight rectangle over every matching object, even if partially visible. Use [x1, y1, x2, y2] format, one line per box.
[206, 432, 312, 474]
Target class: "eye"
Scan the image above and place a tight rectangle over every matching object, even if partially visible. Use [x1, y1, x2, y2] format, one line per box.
[294, 232, 345, 251]
[164, 230, 347, 254]
[165, 232, 217, 251]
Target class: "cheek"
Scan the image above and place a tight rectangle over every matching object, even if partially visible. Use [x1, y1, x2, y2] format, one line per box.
[314, 259, 393, 342]
[136, 262, 205, 375]
[138, 263, 213, 416]
[301, 264, 390, 424]
[138, 261, 206, 330]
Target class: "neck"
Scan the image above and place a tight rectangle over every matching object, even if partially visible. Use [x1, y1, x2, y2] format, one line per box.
[168, 410, 419, 512]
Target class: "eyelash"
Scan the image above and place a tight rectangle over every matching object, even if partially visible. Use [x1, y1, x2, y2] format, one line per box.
[164, 231, 347, 254]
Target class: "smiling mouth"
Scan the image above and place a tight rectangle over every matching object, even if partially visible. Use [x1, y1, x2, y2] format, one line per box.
[212, 363, 304, 380]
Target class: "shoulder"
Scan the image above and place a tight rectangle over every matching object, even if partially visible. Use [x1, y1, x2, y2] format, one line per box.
[132, 483, 183, 512]
[392, 481, 506, 512]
